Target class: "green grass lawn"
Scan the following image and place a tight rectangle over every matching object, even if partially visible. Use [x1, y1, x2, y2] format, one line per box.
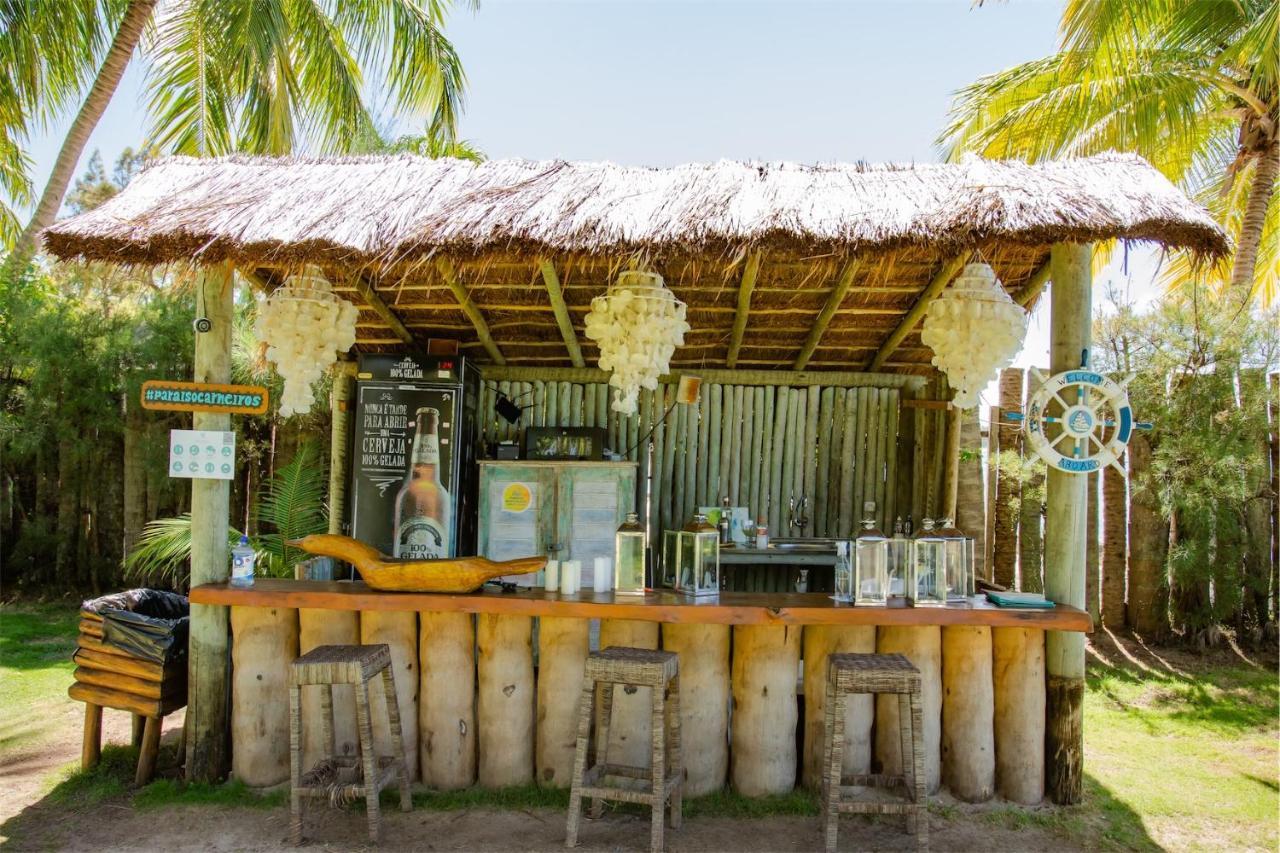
[2, 601, 1277, 852]
[0, 600, 80, 760]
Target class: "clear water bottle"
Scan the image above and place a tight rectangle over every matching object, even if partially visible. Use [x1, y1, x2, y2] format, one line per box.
[231, 535, 256, 587]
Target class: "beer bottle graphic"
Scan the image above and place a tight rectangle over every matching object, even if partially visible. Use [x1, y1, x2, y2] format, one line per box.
[393, 407, 451, 559]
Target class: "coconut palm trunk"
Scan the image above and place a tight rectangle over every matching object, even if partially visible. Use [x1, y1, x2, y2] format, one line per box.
[1229, 139, 1279, 301]
[2, 0, 157, 282]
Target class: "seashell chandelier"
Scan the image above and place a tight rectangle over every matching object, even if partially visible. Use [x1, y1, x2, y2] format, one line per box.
[920, 262, 1028, 409]
[584, 270, 690, 415]
[254, 267, 359, 417]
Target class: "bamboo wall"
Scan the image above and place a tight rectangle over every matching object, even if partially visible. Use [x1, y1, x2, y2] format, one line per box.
[478, 371, 950, 535]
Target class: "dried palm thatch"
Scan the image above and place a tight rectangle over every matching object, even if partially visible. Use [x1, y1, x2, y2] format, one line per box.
[42, 152, 1227, 373]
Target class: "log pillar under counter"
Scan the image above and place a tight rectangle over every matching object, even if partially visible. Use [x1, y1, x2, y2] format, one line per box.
[477, 613, 534, 788]
[661, 622, 730, 796]
[800, 624, 875, 790]
[360, 610, 420, 782]
[419, 611, 477, 790]
[731, 624, 802, 796]
[875, 625, 942, 794]
[230, 605, 298, 787]
[297, 608, 360, 770]
[598, 619, 661, 770]
[536, 616, 589, 787]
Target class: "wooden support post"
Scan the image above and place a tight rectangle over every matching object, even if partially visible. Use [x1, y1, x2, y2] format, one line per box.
[537, 260, 585, 368]
[662, 623, 730, 796]
[135, 716, 162, 786]
[868, 254, 967, 371]
[875, 626, 942, 794]
[793, 259, 858, 370]
[731, 624, 801, 796]
[726, 251, 763, 368]
[801, 625, 874, 790]
[536, 616, 589, 788]
[438, 258, 506, 365]
[352, 274, 416, 346]
[941, 404, 962, 521]
[230, 606, 299, 787]
[298, 608, 359, 770]
[420, 612, 476, 790]
[1013, 260, 1052, 307]
[992, 627, 1045, 804]
[599, 619, 660, 769]
[187, 262, 234, 783]
[476, 614, 534, 787]
[328, 360, 356, 535]
[1044, 242, 1091, 805]
[940, 626, 995, 802]
[992, 368, 1025, 588]
[361, 611, 420, 781]
[82, 703, 103, 770]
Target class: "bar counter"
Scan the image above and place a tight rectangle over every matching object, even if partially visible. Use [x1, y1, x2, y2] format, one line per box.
[200, 580, 1085, 805]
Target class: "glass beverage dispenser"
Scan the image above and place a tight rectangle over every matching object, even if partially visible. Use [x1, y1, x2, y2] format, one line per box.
[913, 518, 947, 606]
[853, 503, 887, 605]
[614, 512, 646, 595]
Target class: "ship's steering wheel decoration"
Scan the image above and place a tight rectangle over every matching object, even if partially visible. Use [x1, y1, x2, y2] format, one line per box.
[1016, 352, 1152, 475]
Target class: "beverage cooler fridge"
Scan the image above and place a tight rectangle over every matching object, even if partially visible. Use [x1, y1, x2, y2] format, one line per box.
[346, 353, 482, 559]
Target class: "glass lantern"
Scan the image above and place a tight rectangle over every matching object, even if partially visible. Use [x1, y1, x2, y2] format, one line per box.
[672, 513, 720, 597]
[885, 536, 915, 606]
[833, 540, 854, 603]
[853, 503, 887, 605]
[614, 512, 647, 595]
[912, 518, 947, 606]
[934, 518, 975, 602]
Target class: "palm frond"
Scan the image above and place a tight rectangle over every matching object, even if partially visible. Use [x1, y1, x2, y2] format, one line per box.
[123, 513, 244, 589]
[255, 440, 328, 576]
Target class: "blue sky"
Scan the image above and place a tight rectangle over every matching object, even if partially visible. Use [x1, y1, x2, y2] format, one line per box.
[20, 0, 1163, 402]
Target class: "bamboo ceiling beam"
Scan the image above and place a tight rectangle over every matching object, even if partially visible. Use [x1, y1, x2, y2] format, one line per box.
[867, 254, 968, 371]
[351, 274, 416, 346]
[436, 258, 506, 365]
[1014, 260, 1052, 307]
[792, 259, 859, 370]
[537, 259, 585, 368]
[725, 250, 763, 368]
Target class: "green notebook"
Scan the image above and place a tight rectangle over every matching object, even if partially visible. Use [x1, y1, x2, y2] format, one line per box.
[986, 591, 1056, 609]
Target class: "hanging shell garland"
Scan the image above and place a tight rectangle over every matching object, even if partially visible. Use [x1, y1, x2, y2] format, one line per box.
[254, 268, 359, 417]
[920, 262, 1027, 409]
[584, 270, 690, 414]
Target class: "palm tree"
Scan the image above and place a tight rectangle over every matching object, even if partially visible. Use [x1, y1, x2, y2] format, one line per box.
[2, 0, 472, 282]
[939, 1, 1279, 306]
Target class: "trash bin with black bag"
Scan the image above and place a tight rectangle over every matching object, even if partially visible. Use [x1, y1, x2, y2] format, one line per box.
[72, 589, 190, 785]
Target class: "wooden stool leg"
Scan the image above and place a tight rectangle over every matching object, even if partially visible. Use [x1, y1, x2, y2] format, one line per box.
[649, 682, 666, 853]
[354, 679, 382, 844]
[321, 684, 336, 759]
[898, 692, 917, 836]
[666, 675, 682, 830]
[131, 713, 146, 748]
[81, 703, 103, 771]
[381, 667, 413, 812]
[135, 716, 161, 786]
[290, 684, 304, 845]
[566, 677, 595, 849]
[909, 691, 928, 851]
[824, 685, 845, 853]
[590, 682, 614, 820]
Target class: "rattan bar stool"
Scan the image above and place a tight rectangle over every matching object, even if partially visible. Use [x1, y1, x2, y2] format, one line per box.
[822, 652, 927, 852]
[566, 646, 683, 852]
[288, 644, 412, 845]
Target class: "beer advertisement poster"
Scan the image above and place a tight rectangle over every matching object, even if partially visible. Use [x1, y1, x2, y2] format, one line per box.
[349, 383, 457, 558]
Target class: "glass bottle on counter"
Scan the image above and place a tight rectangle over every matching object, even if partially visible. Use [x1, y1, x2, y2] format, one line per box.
[853, 502, 887, 605]
[913, 518, 947, 606]
[393, 407, 451, 559]
[614, 512, 647, 595]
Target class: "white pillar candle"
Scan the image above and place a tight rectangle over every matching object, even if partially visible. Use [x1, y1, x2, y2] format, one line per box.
[593, 557, 612, 593]
[561, 561, 580, 595]
[544, 559, 560, 592]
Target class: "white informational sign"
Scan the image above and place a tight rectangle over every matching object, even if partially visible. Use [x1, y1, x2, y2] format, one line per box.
[169, 429, 236, 480]
[489, 480, 541, 586]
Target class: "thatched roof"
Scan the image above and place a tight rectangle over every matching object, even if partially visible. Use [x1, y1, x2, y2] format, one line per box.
[43, 152, 1227, 373]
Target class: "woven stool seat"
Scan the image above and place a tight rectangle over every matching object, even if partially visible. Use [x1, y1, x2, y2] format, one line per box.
[288, 644, 411, 845]
[822, 653, 927, 852]
[566, 646, 683, 852]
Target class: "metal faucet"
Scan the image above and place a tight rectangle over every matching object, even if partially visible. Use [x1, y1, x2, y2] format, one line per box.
[788, 494, 810, 533]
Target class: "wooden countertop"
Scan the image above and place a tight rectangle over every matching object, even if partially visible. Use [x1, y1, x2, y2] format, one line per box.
[190, 580, 1091, 631]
